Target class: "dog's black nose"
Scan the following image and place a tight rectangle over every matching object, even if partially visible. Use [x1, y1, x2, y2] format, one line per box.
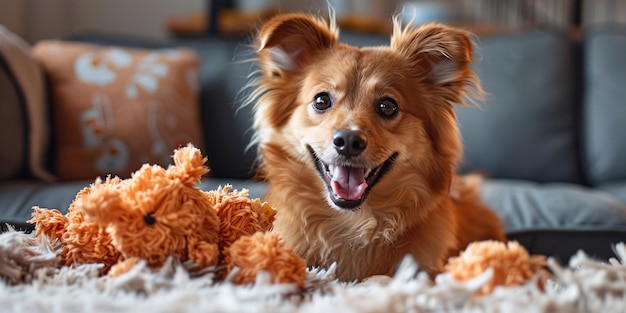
[333, 129, 367, 157]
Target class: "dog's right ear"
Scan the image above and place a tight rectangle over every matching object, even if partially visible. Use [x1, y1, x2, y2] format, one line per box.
[256, 13, 338, 77]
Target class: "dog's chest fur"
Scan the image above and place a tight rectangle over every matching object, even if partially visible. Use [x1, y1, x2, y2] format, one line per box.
[262, 158, 457, 280]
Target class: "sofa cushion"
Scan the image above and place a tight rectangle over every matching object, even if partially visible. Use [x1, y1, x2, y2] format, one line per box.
[0, 180, 91, 229]
[482, 179, 626, 231]
[456, 30, 582, 183]
[33, 41, 204, 180]
[0, 26, 54, 181]
[583, 29, 626, 185]
[597, 180, 626, 205]
[481, 179, 626, 261]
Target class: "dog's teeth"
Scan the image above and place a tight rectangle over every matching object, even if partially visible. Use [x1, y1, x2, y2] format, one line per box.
[364, 168, 372, 177]
[328, 164, 334, 176]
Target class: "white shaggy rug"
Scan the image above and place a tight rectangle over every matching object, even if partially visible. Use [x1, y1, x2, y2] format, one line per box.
[1, 229, 626, 313]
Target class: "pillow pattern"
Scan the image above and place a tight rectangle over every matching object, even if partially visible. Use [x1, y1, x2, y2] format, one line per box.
[33, 41, 203, 180]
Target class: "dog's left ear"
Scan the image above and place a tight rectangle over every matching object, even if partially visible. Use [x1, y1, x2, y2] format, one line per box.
[256, 13, 338, 77]
[391, 22, 479, 103]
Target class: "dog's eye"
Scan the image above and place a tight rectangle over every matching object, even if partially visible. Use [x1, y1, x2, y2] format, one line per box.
[313, 92, 333, 112]
[376, 97, 398, 118]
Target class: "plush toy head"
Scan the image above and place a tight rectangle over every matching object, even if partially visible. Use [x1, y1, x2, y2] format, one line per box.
[444, 240, 548, 295]
[78, 144, 221, 269]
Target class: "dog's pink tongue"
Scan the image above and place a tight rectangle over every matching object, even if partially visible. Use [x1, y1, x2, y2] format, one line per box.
[331, 165, 368, 200]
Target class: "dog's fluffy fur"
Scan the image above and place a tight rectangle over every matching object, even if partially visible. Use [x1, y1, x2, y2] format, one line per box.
[249, 13, 506, 281]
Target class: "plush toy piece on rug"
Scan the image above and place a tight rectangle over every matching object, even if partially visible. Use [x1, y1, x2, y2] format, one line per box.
[225, 232, 307, 288]
[205, 185, 276, 256]
[204, 185, 307, 287]
[30, 144, 221, 275]
[444, 240, 548, 295]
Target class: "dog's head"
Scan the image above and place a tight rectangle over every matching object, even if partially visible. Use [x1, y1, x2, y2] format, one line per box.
[251, 13, 481, 211]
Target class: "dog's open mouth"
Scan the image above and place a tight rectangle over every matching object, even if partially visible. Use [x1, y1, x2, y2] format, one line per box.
[307, 146, 397, 210]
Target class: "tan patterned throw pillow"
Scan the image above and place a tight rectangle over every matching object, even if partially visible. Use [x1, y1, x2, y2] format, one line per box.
[33, 41, 204, 181]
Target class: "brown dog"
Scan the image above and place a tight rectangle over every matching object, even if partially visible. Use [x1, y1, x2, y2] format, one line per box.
[249, 13, 506, 281]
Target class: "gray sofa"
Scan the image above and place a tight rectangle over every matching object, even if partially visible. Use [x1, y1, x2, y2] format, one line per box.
[1, 25, 625, 265]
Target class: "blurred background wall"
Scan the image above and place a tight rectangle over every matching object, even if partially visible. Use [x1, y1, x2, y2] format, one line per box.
[0, 0, 205, 42]
[1, 0, 626, 43]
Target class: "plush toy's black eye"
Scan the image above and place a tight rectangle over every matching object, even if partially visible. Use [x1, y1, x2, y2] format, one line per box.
[376, 97, 398, 118]
[313, 92, 333, 112]
[144, 212, 156, 225]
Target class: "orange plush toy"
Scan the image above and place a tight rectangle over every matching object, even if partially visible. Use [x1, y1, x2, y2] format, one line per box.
[30, 144, 221, 276]
[444, 240, 549, 295]
[29, 144, 307, 287]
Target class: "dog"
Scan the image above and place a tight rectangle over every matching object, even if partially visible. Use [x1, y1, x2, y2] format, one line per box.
[248, 13, 506, 281]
